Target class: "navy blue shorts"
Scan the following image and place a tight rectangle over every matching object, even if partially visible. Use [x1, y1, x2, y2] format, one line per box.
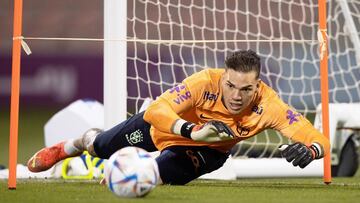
[93, 112, 157, 158]
[93, 112, 229, 185]
[157, 146, 229, 185]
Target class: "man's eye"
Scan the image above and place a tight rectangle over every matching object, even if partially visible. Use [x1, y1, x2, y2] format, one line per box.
[227, 83, 234, 88]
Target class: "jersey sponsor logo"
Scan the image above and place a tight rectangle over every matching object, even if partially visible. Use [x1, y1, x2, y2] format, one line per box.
[173, 91, 191, 104]
[125, 129, 144, 145]
[286, 110, 301, 124]
[199, 114, 212, 120]
[252, 105, 263, 115]
[169, 84, 192, 104]
[236, 123, 250, 137]
[203, 91, 219, 102]
[169, 84, 186, 93]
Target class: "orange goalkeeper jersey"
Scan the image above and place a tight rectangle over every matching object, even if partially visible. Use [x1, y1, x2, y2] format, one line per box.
[143, 69, 330, 154]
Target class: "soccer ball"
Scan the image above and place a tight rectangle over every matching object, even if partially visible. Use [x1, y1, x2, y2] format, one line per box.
[104, 147, 159, 198]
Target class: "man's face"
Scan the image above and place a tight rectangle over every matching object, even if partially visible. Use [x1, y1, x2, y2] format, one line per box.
[221, 69, 260, 115]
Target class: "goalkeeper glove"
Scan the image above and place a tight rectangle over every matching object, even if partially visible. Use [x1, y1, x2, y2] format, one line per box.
[173, 120, 235, 142]
[279, 142, 323, 169]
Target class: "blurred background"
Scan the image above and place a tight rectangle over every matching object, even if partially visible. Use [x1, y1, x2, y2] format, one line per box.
[0, 0, 359, 178]
[0, 1, 103, 165]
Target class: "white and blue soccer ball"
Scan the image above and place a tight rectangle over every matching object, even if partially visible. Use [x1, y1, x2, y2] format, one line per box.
[104, 147, 159, 198]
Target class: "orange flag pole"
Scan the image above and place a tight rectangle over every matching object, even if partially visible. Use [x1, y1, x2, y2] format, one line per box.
[8, 0, 24, 189]
[318, 0, 331, 184]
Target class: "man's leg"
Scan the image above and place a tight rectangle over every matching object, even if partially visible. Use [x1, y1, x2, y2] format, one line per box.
[27, 112, 157, 172]
[156, 146, 229, 185]
[27, 128, 102, 172]
[92, 112, 157, 159]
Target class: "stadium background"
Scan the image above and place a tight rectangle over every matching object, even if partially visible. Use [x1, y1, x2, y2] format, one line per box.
[0, 0, 359, 172]
[0, 0, 103, 166]
[0, 1, 360, 202]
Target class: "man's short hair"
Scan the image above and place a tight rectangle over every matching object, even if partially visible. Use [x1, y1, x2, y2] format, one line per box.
[225, 49, 261, 78]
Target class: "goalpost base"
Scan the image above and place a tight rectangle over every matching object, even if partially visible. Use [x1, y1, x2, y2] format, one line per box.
[232, 158, 323, 178]
[199, 158, 323, 180]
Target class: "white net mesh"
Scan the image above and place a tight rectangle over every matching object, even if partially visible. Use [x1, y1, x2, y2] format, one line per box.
[126, 0, 360, 158]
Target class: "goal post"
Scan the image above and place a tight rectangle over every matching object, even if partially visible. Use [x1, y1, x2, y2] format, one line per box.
[104, 0, 360, 180]
[103, 0, 127, 130]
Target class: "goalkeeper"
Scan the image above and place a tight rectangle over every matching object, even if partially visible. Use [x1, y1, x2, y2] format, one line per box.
[27, 49, 329, 185]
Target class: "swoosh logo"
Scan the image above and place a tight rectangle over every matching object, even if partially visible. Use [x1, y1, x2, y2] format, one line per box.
[199, 114, 212, 120]
[31, 154, 39, 168]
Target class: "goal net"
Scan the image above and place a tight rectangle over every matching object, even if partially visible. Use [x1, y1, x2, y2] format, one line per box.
[108, 0, 360, 177]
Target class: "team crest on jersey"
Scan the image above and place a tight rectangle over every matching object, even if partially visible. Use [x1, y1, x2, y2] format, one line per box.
[169, 84, 191, 104]
[286, 110, 301, 124]
[125, 129, 143, 145]
[203, 91, 219, 102]
[236, 123, 250, 137]
[252, 105, 263, 115]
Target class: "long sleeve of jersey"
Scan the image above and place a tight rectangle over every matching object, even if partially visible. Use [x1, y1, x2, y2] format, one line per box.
[143, 75, 202, 134]
[143, 94, 189, 133]
[267, 96, 330, 156]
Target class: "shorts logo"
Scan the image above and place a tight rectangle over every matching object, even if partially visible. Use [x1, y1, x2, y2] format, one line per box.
[186, 150, 200, 174]
[125, 129, 143, 145]
[286, 110, 301, 125]
[169, 85, 191, 104]
[203, 91, 219, 102]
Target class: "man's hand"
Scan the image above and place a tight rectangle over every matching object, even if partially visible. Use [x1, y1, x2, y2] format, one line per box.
[179, 120, 235, 142]
[191, 121, 235, 142]
[279, 142, 322, 169]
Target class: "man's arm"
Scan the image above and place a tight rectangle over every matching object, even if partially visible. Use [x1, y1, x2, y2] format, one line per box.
[143, 96, 185, 133]
[267, 97, 330, 168]
[143, 83, 234, 142]
[279, 120, 330, 158]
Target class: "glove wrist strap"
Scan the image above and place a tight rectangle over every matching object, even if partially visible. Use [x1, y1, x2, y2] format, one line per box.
[180, 122, 195, 139]
[309, 143, 323, 159]
[172, 119, 187, 135]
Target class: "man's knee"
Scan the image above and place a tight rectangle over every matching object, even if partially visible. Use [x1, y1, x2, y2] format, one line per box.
[82, 128, 103, 157]
[156, 147, 229, 185]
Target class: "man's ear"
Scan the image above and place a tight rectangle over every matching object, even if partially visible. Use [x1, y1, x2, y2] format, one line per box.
[256, 79, 261, 88]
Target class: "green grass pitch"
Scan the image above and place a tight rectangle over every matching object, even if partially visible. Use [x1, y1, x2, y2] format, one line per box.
[1, 177, 360, 203]
[0, 108, 360, 202]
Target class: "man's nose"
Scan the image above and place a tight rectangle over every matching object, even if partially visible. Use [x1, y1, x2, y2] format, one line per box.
[232, 89, 242, 100]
